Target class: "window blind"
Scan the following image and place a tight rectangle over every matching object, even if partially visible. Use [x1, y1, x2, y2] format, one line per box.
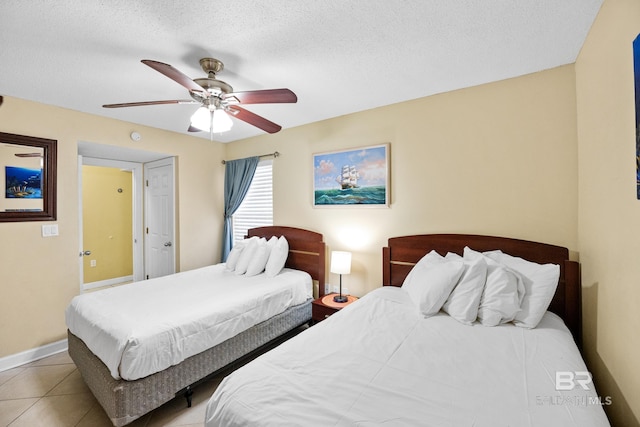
[232, 160, 273, 243]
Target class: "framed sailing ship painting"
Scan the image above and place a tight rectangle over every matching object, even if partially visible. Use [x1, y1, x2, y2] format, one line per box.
[313, 143, 389, 206]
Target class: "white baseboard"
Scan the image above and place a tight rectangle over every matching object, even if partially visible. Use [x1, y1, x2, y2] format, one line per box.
[82, 275, 133, 291]
[0, 339, 68, 372]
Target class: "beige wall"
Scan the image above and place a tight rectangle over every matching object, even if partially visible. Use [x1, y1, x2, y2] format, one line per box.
[227, 64, 579, 297]
[576, 0, 640, 425]
[0, 97, 225, 357]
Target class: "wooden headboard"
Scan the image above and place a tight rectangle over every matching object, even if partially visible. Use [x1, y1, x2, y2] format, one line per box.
[247, 226, 326, 297]
[382, 234, 582, 347]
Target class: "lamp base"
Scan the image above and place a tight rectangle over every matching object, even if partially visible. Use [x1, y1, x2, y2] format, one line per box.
[333, 294, 348, 303]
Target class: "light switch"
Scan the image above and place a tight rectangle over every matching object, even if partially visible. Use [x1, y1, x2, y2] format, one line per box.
[41, 224, 59, 237]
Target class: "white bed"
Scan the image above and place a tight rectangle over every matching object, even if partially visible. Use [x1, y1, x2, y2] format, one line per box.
[205, 234, 611, 426]
[206, 286, 609, 426]
[66, 264, 311, 381]
[66, 225, 327, 426]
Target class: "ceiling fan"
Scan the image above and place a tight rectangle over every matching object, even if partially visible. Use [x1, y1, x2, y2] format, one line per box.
[103, 58, 297, 135]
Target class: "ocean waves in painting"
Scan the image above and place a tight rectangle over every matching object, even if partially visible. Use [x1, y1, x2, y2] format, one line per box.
[315, 186, 386, 205]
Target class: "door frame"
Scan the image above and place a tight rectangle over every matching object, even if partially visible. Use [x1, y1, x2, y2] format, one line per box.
[78, 156, 144, 291]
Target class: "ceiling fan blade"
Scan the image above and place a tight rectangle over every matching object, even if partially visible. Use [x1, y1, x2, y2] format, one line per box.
[224, 88, 297, 105]
[229, 106, 282, 134]
[188, 125, 201, 132]
[141, 59, 207, 94]
[103, 100, 197, 108]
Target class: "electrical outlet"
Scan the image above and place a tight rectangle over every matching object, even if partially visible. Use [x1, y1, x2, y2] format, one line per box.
[324, 284, 330, 295]
[90, 260, 97, 267]
[332, 285, 339, 294]
[342, 287, 349, 295]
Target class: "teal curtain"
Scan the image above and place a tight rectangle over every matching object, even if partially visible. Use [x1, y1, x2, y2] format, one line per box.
[221, 156, 260, 261]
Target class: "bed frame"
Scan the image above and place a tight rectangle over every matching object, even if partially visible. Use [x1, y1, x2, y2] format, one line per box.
[68, 226, 325, 426]
[382, 234, 582, 346]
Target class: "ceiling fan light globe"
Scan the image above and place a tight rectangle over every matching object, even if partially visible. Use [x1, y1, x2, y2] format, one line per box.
[212, 110, 233, 133]
[190, 106, 211, 131]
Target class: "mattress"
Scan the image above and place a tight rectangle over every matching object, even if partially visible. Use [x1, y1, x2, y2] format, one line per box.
[65, 264, 312, 380]
[205, 286, 610, 427]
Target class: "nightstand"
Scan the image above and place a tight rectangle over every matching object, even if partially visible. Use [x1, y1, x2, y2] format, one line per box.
[311, 294, 358, 323]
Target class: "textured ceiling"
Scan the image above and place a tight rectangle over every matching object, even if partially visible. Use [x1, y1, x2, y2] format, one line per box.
[0, 1, 603, 143]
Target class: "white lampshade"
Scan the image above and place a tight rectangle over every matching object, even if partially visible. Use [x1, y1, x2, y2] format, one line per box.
[190, 106, 211, 131]
[211, 109, 233, 132]
[190, 107, 233, 133]
[330, 251, 352, 275]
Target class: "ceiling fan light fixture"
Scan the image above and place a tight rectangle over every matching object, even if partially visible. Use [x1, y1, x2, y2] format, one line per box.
[190, 107, 233, 133]
[212, 109, 233, 133]
[190, 106, 211, 131]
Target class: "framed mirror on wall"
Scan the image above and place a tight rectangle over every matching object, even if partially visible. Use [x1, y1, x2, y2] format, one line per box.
[0, 132, 57, 222]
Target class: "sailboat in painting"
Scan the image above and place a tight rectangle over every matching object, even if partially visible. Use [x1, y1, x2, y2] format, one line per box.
[336, 165, 359, 189]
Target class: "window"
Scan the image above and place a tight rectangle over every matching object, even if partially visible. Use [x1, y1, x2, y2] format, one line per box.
[232, 160, 273, 243]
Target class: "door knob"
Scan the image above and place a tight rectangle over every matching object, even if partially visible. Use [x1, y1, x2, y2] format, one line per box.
[164, 242, 172, 247]
[80, 250, 92, 256]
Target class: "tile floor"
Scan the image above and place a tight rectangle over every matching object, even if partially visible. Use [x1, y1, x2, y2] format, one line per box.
[0, 351, 225, 427]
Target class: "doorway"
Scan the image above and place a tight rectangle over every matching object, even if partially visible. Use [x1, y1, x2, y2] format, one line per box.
[79, 157, 143, 290]
[77, 141, 176, 292]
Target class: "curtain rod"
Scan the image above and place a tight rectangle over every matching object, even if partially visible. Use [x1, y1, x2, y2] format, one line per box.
[221, 151, 279, 164]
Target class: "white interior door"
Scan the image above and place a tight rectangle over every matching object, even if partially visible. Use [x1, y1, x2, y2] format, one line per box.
[144, 157, 176, 279]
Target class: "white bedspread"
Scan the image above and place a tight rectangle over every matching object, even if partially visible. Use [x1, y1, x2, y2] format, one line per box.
[205, 286, 610, 427]
[65, 264, 312, 380]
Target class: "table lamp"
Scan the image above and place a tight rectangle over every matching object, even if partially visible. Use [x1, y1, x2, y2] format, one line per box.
[330, 251, 351, 303]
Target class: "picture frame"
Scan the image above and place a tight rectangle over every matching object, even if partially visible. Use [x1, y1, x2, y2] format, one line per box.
[5, 166, 43, 199]
[313, 143, 390, 207]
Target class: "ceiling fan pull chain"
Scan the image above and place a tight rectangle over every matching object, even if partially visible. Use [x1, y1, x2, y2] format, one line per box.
[209, 110, 218, 142]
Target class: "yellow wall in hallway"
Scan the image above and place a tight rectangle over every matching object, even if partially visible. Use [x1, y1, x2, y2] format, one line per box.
[81, 165, 133, 284]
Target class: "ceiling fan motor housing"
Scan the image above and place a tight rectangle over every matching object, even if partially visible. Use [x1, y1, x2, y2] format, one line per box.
[192, 77, 233, 97]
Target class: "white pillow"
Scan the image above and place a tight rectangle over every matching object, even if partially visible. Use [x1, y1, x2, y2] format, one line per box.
[402, 250, 465, 318]
[245, 238, 271, 277]
[265, 236, 289, 278]
[484, 250, 560, 329]
[225, 240, 247, 271]
[234, 237, 259, 275]
[442, 252, 487, 325]
[464, 247, 524, 327]
[266, 235, 278, 251]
